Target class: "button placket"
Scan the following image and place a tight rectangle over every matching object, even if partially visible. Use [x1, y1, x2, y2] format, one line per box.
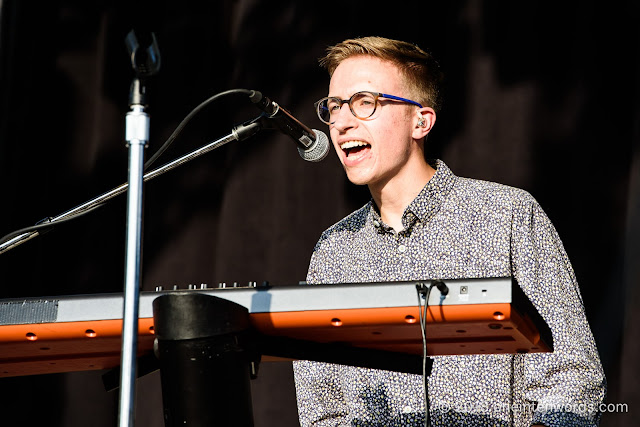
[396, 231, 408, 254]
[396, 217, 416, 255]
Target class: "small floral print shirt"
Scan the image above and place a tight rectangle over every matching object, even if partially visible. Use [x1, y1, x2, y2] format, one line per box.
[293, 160, 606, 426]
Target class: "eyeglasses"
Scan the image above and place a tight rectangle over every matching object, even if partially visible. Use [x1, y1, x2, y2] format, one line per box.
[315, 91, 423, 125]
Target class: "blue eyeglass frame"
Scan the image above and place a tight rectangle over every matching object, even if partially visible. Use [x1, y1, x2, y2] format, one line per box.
[315, 91, 424, 124]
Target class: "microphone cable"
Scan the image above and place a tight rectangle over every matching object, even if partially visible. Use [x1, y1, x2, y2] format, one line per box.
[416, 280, 449, 427]
[143, 88, 254, 171]
[0, 209, 102, 244]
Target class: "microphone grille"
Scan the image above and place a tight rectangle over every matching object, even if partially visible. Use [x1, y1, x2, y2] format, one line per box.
[298, 130, 330, 162]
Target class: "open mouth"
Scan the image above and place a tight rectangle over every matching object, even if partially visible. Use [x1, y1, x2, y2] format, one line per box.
[341, 140, 371, 157]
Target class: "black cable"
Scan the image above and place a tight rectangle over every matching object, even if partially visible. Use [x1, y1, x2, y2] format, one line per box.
[143, 88, 255, 171]
[416, 283, 433, 427]
[0, 206, 103, 244]
[416, 280, 449, 427]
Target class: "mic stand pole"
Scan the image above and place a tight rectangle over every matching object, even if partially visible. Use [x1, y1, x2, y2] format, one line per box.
[118, 77, 148, 427]
[118, 30, 160, 427]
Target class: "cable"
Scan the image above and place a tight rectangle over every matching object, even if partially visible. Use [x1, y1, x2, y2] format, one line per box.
[416, 280, 448, 427]
[416, 283, 433, 427]
[0, 206, 103, 244]
[143, 88, 254, 171]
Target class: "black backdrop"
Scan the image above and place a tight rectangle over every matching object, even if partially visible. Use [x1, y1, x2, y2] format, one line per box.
[0, 1, 638, 426]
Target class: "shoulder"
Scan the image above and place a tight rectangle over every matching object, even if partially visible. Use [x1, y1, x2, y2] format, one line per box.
[316, 201, 371, 244]
[306, 202, 373, 283]
[449, 176, 560, 243]
[450, 176, 540, 213]
[454, 176, 534, 201]
[431, 160, 539, 214]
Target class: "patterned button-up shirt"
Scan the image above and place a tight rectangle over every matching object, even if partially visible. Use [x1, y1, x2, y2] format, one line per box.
[293, 160, 605, 426]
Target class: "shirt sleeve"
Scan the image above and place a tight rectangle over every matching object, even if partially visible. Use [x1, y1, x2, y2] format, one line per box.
[305, 239, 325, 285]
[510, 196, 606, 426]
[294, 235, 352, 426]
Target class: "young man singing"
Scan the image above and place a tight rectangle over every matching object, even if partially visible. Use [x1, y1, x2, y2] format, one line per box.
[293, 36, 606, 427]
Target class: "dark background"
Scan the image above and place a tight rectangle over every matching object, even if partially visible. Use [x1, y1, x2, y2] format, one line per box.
[0, 1, 638, 426]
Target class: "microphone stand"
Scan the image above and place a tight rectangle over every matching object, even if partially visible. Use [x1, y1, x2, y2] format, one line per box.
[117, 32, 259, 425]
[118, 30, 160, 427]
[17, 32, 253, 427]
[119, 82, 147, 427]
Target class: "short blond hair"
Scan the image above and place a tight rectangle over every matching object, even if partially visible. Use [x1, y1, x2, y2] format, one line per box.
[319, 36, 443, 112]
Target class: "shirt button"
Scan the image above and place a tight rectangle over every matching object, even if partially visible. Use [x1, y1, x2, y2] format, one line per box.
[398, 244, 407, 253]
[373, 220, 380, 228]
[403, 405, 412, 413]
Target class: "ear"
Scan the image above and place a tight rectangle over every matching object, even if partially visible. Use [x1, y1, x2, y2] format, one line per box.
[412, 107, 436, 140]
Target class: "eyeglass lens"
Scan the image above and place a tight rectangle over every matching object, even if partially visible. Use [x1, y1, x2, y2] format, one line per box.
[319, 92, 378, 124]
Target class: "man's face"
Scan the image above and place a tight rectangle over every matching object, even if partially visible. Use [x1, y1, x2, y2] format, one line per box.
[327, 56, 421, 189]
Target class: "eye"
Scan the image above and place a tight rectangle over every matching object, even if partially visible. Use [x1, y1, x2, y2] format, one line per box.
[352, 94, 376, 108]
[327, 99, 342, 112]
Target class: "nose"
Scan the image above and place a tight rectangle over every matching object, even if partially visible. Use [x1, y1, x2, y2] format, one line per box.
[331, 102, 357, 132]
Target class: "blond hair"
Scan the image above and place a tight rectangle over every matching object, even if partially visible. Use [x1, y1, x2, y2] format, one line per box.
[319, 36, 443, 112]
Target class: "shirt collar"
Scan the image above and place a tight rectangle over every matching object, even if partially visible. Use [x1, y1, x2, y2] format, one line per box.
[369, 159, 457, 231]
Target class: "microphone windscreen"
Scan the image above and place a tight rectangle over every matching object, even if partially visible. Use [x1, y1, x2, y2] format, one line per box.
[298, 130, 330, 162]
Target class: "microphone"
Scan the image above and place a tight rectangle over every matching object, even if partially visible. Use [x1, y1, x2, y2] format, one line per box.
[250, 91, 330, 162]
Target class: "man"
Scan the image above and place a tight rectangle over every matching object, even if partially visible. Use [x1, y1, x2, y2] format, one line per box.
[293, 37, 606, 426]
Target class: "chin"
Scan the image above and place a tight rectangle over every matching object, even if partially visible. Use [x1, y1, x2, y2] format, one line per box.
[344, 171, 373, 187]
[347, 179, 370, 187]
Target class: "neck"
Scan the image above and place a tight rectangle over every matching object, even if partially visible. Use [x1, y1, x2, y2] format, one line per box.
[369, 159, 436, 231]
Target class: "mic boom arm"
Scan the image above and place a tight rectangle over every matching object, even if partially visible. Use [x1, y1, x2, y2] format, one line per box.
[0, 121, 261, 255]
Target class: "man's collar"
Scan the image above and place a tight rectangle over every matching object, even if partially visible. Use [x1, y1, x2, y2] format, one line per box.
[407, 159, 457, 223]
[368, 159, 457, 230]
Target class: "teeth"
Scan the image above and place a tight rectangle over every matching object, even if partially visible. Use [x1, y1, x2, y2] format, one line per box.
[340, 141, 369, 150]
